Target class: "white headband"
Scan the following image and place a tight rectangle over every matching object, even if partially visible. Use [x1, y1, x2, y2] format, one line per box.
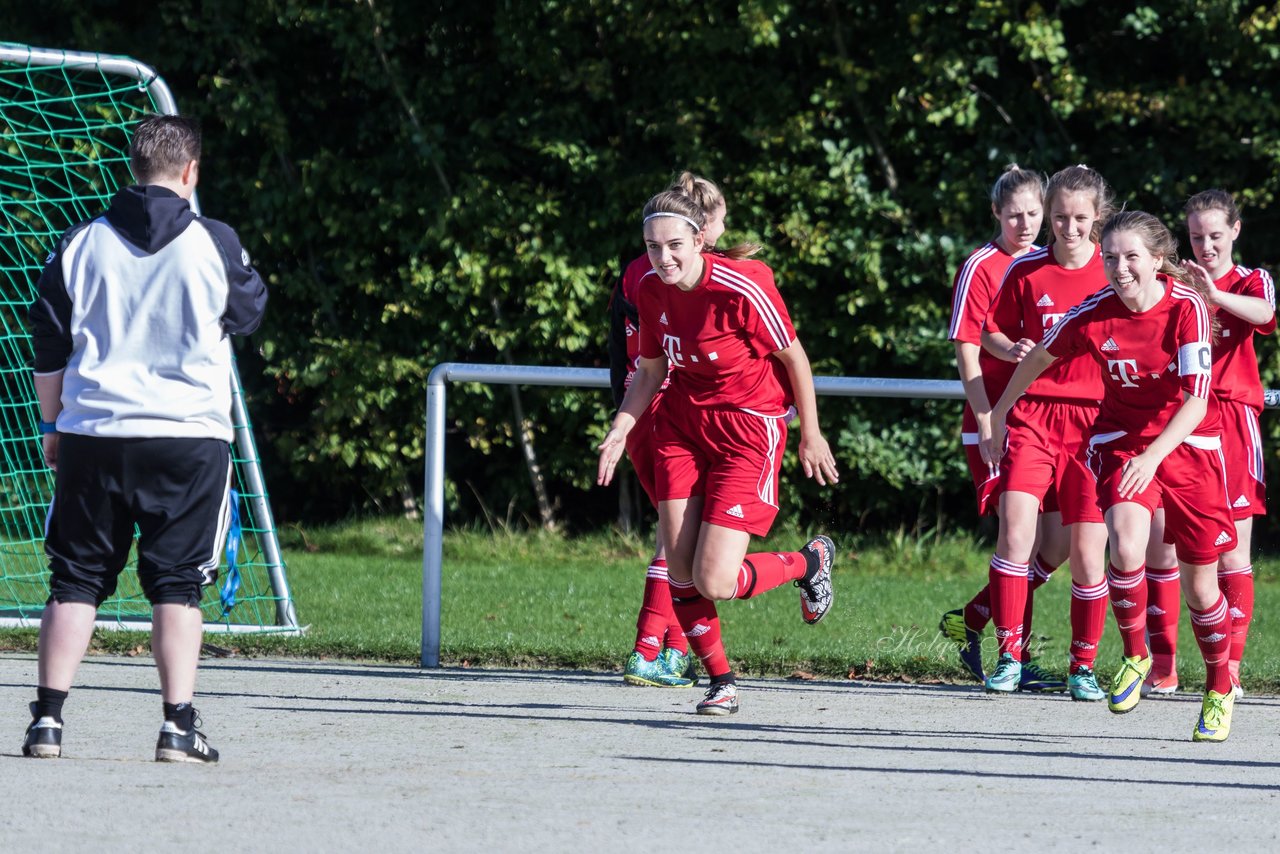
[643, 212, 702, 232]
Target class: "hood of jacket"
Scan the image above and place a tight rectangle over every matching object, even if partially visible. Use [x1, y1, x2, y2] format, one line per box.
[103, 185, 197, 253]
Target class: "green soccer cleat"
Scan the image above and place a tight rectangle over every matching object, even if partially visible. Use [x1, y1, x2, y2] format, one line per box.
[984, 653, 1021, 694]
[939, 609, 985, 682]
[1018, 660, 1067, 693]
[623, 651, 695, 688]
[1192, 690, 1234, 743]
[1068, 667, 1105, 702]
[658, 647, 698, 688]
[1107, 654, 1152, 714]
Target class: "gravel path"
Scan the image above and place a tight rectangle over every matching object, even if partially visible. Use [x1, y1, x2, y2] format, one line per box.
[2, 654, 1278, 851]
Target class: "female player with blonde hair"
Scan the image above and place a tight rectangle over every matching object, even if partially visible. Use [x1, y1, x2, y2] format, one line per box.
[598, 189, 837, 715]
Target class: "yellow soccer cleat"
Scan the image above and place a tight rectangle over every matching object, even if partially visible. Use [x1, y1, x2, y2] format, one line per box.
[1192, 690, 1234, 743]
[1107, 654, 1152, 714]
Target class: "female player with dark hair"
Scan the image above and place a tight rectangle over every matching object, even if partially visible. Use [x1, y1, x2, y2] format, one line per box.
[991, 210, 1240, 741]
[939, 165, 1069, 691]
[598, 189, 838, 715]
[607, 171, 730, 688]
[1140, 190, 1275, 699]
[978, 165, 1113, 700]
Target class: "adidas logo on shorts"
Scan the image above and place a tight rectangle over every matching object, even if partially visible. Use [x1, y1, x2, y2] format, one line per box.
[1215, 531, 1232, 546]
[1037, 294, 1054, 307]
[725, 504, 745, 519]
[1233, 495, 1250, 508]
[1101, 337, 1119, 352]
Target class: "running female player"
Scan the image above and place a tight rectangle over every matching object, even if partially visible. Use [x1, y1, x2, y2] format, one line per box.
[938, 165, 1068, 691]
[608, 172, 729, 688]
[978, 165, 1113, 701]
[993, 210, 1240, 741]
[597, 189, 838, 716]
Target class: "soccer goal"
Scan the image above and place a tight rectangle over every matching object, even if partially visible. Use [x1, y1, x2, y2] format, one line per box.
[0, 43, 298, 633]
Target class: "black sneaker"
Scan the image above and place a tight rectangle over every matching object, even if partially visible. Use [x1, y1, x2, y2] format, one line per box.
[155, 712, 219, 764]
[22, 702, 62, 759]
[796, 535, 836, 624]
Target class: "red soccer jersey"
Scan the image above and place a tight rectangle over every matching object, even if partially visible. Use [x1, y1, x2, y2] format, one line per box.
[984, 245, 1107, 403]
[948, 241, 1035, 404]
[1212, 264, 1276, 409]
[1042, 276, 1220, 449]
[637, 253, 796, 415]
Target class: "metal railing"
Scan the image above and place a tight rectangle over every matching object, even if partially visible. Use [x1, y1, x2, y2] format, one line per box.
[420, 363, 968, 667]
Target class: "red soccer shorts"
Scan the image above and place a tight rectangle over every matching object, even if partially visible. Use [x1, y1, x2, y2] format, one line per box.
[1217, 399, 1266, 519]
[655, 404, 787, 537]
[1090, 437, 1237, 565]
[624, 393, 664, 507]
[1000, 398, 1101, 524]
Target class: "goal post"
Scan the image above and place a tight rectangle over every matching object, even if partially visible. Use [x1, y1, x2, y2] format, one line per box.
[0, 42, 298, 632]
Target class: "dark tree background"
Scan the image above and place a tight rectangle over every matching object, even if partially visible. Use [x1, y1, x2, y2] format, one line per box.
[6, 0, 1280, 539]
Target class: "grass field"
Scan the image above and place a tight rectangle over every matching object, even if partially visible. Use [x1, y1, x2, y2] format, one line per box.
[1, 517, 1277, 692]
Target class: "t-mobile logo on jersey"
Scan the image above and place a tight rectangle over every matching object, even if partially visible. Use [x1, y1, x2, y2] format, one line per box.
[1040, 312, 1067, 329]
[1108, 358, 1141, 388]
[662, 334, 686, 367]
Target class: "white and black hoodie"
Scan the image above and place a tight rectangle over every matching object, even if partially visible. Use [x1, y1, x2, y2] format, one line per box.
[29, 185, 268, 442]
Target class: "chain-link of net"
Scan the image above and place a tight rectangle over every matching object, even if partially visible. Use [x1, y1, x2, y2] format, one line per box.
[0, 48, 293, 629]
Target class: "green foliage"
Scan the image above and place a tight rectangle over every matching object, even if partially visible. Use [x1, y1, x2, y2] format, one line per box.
[6, 1, 1280, 534]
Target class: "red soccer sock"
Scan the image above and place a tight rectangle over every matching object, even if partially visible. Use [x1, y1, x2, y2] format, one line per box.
[1020, 554, 1060, 663]
[633, 560, 672, 659]
[989, 555, 1029, 658]
[962, 586, 991, 632]
[1107, 564, 1149, 659]
[1218, 565, 1254, 669]
[732, 551, 806, 599]
[1189, 594, 1232, 695]
[668, 577, 731, 679]
[1145, 566, 1181, 679]
[1068, 579, 1108, 673]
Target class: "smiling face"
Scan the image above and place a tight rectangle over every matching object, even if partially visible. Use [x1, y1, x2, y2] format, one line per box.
[1102, 229, 1163, 308]
[1186, 208, 1240, 280]
[1049, 189, 1099, 254]
[993, 187, 1043, 255]
[644, 216, 705, 288]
